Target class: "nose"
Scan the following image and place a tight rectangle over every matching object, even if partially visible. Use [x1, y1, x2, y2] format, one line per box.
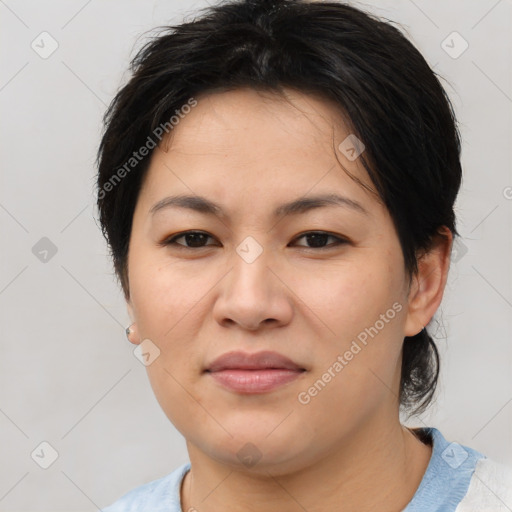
[212, 244, 294, 331]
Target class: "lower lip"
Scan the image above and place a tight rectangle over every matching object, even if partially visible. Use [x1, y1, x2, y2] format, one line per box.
[207, 369, 304, 393]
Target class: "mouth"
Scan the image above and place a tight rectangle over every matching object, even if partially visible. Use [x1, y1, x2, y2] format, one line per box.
[204, 350, 306, 394]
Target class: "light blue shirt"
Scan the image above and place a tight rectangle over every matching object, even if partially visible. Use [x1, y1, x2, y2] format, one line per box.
[103, 427, 512, 511]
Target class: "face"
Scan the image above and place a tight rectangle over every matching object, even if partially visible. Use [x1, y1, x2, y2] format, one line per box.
[126, 88, 418, 474]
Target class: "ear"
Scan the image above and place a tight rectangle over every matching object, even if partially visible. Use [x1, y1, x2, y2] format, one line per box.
[125, 301, 141, 345]
[404, 227, 453, 337]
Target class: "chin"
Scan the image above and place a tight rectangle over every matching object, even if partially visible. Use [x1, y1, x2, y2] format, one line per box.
[193, 423, 314, 472]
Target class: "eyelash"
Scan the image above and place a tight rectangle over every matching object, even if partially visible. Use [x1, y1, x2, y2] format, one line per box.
[161, 230, 349, 250]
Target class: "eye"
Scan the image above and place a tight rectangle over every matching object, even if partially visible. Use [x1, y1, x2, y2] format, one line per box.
[161, 231, 218, 248]
[291, 231, 348, 249]
[161, 230, 348, 250]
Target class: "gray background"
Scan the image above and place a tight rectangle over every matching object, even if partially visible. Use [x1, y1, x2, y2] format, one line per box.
[1, 0, 511, 510]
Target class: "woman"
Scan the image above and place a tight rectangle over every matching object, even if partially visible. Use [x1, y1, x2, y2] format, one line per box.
[96, 0, 512, 510]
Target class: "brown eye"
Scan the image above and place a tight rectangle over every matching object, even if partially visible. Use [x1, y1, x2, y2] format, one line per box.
[163, 231, 217, 248]
[161, 230, 348, 250]
[292, 231, 348, 249]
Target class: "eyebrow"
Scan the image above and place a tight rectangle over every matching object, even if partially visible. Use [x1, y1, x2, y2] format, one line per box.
[150, 193, 369, 218]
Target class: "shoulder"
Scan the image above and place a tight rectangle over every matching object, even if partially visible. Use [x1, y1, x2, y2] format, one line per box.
[405, 427, 510, 512]
[456, 456, 512, 511]
[102, 462, 191, 512]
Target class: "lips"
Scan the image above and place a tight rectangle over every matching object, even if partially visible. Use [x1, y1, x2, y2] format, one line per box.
[205, 351, 306, 394]
[205, 350, 304, 372]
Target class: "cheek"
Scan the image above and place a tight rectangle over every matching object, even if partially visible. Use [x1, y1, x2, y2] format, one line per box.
[290, 258, 406, 407]
[289, 257, 404, 340]
[128, 253, 224, 400]
[129, 251, 216, 338]
[128, 257, 211, 434]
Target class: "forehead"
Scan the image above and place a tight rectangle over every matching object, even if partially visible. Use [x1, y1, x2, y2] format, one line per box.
[138, 87, 380, 215]
[167, 87, 356, 155]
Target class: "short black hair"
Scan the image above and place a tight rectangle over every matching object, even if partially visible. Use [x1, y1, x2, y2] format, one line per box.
[96, 0, 462, 416]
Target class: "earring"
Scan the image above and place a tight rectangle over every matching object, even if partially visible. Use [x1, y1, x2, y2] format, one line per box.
[125, 323, 135, 342]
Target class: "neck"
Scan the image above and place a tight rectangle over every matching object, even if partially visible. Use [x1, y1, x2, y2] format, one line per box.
[181, 419, 432, 512]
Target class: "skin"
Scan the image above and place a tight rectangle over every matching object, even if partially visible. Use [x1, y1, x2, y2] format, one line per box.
[125, 87, 452, 512]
